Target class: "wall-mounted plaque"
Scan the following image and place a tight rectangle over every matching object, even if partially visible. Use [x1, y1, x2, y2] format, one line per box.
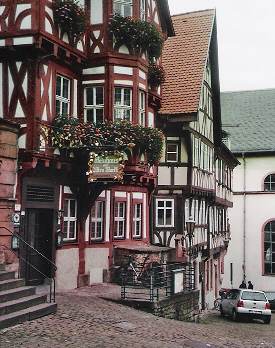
[87, 152, 124, 182]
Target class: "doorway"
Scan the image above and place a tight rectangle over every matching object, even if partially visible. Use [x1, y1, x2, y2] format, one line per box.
[23, 209, 54, 285]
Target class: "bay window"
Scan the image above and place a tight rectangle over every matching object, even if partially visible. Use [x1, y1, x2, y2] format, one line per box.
[133, 202, 142, 238]
[140, 0, 146, 21]
[114, 87, 132, 121]
[90, 200, 105, 241]
[56, 75, 70, 116]
[63, 198, 77, 240]
[84, 86, 104, 124]
[114, 201, 126, 238]
[139, 90, 146, 126]
[113, 0, 132, 17]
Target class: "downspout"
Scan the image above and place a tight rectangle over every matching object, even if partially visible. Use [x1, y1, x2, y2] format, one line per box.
[242, 152, 246, 281]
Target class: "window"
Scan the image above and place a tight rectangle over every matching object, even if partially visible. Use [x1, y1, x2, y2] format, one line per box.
[138, 90, 146, 126]
[113, 0, 132, 17]
[140, 0, 146, 20]
[156, 199, 174, 227]
[264, 221, 275, 274]
[114, 87, 132, 121]
[133, 203, 142, 238]
[114, 201, 126, 238]
[63, 198, 77, 240]
[84, 86, 104, 124]
[166, 142, 179, 162]
[264, 174, 275, 191]
[90, 200, 105, 241]
[56, 75, 70, 116]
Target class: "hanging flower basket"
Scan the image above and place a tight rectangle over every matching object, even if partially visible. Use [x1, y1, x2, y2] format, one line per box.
[51, 116, 164, 165]
[109, 14, 164, 61]
[53, 0, 87, 44]
[148, 63, 165, 88]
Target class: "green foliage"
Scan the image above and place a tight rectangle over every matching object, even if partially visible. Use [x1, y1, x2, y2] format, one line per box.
[53, 0, 87, 41]
[109, 14, 164, 61]
[148, 63, 165, 88]
[51, 116, 164, 165]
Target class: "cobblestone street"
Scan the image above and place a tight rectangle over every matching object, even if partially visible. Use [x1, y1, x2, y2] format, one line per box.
[0, 285, 274, 348]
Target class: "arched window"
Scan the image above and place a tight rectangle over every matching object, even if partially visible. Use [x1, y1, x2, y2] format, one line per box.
[264, 174, 275, 191]
[264, 221, 275, 274]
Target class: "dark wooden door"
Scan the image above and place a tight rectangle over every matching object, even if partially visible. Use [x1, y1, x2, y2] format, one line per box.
[24, 209, 54, 285]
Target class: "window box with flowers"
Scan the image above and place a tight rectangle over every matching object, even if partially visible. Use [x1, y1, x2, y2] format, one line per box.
[51, 116, 164, 166]
[148, 63, 165, 89]
[109, 14, 164, 61]
[53, 0, 87, 46]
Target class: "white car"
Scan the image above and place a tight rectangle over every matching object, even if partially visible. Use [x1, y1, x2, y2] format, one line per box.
[220, 289, 272, 324]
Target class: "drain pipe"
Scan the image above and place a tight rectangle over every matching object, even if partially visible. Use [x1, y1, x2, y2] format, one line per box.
[242, 152, 246, 282]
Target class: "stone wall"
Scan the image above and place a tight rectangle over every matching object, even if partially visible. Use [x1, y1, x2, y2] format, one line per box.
[153, 290, 200, 322]
[0, 119, 19, 267]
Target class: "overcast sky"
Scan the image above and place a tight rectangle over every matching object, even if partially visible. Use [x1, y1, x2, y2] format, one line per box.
[168, 0, 275, 92]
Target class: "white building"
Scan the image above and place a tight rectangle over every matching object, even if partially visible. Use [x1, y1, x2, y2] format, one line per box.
[221, 89, 275, 291]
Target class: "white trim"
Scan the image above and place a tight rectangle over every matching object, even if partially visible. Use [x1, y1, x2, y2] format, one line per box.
[114, 80, 133, 86]
[82, 80, 105, 85]
[156, 198, 174, 227]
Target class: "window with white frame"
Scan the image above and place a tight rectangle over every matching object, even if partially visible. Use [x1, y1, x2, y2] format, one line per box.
[264, 174, 275, 191]
[140, 0, 146, 20]
[139, 90, 146, 126]
[264, 221, 275, 274]
[114, 87, 132, 121]
[113, 0, 132, 17]
[56, 75, 70, 116]
[84, 86, 104, 124]
[156, 199, 174, 227]
[133, 203, 142, 238]
[90, 200, 105, 241]
[166, 142, 179, 162]
[114, 201, 126, 238]
[63, 198, 77, 240]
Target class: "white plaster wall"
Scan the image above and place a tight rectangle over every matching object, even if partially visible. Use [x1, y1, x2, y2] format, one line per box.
[85, 248, 109, 284]
[91, 0, 103, 24]
[55, 248, 79, 290]
[233, 156, 275, 192]
[158, 167, 171, 185]
[223, 155, 275, 291]
[174, 167, 187, 186]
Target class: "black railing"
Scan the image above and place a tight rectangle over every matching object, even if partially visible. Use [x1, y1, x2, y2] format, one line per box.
[120, 260, 195, 302]
[0, 227, 57, 303]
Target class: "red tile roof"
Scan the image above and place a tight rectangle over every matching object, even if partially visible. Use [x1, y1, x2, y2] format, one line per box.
[159, 9, 215, 116]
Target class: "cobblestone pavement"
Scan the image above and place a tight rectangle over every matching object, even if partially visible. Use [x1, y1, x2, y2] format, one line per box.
[0, 285, 275, 348]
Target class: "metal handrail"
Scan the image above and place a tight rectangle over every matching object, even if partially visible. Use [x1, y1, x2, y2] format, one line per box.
[0, 226, 56, 302]
[0, 226, 57, 272]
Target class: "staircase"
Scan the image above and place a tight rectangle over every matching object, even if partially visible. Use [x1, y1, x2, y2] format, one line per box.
[0, 264, 57, 330]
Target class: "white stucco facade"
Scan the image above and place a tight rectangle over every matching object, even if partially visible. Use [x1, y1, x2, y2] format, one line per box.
[223, 155, 275, 291]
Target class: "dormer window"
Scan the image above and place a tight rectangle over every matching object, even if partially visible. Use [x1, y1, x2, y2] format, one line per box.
[264, 174, 275, 191]
[113, 0, 132, 17]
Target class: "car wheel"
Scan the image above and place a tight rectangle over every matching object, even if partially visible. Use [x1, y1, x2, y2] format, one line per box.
[220, 305, 225, 317]
[263, 316, 271, 324]
[232, 310, 239, 322]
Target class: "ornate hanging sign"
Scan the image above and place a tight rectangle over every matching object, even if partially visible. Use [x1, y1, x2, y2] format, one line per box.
[86, 152, 125, 182]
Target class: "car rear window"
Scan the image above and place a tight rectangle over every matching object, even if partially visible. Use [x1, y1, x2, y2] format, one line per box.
[265, 292, 275, 301]
[241, 291, 266, 301]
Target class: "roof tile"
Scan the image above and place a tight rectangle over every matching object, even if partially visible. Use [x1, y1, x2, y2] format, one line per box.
[160, 9, 215, 116]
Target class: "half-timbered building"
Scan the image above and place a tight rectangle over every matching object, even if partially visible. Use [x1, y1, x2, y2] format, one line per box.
[153, 10, 238, 309]
[0, 0, 173, 290]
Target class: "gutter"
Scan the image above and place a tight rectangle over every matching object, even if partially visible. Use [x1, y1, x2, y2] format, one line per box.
[242, 152, 246, 281]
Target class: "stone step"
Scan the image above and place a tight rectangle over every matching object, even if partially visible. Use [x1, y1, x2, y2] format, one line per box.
[0, 278, 25, 291]
[0, 264, 5, 272]
[0, 271, 15, 282]
[0, 294, 47, 315]
[0, 286, 36, 303]
[0, 302, 57, 330]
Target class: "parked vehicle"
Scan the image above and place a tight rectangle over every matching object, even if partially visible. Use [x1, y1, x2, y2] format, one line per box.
[264, 292, 275, 311]
[220, 289, 272, 324]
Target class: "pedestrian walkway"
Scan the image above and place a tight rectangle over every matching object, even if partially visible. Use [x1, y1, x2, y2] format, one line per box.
[0, 284, 274, 348]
